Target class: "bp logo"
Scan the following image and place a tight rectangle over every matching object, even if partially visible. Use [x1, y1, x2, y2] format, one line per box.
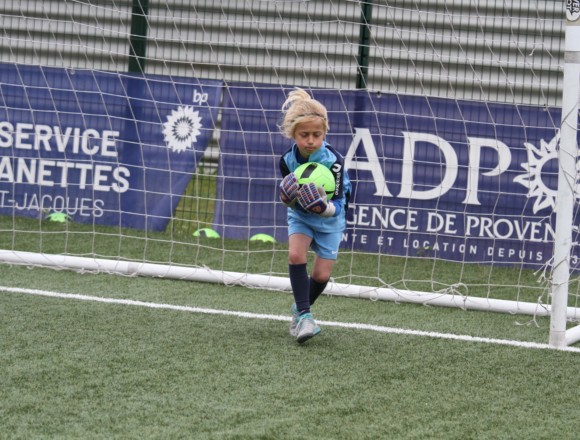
[162, 106, 202, 153]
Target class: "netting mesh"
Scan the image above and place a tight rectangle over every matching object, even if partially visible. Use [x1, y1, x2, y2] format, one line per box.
[1, 1, 577, 323]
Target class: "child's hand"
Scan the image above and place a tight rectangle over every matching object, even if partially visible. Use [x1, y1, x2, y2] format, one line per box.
[297, 182, 336, 217]
[279, 173, 299, 205]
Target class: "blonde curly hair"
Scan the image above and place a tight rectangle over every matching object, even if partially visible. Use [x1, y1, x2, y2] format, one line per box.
[279, 88, 329, 139]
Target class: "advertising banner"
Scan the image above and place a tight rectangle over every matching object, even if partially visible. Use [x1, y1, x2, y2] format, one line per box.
[217, 83, 580, 268]
[0, 64, 221, 231]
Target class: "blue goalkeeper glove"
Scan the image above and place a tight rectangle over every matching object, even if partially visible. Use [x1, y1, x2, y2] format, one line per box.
[297, 182, 336, 217]
[279, 173, 299, 206]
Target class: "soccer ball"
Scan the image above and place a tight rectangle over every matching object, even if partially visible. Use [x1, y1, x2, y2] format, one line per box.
[294, 162, 336, 196]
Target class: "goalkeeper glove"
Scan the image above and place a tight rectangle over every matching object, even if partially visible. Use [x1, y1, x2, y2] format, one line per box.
[297, 182, 336, 217]
[279, 173, 299, 206]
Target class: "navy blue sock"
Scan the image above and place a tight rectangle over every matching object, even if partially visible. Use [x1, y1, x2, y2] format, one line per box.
[289, 263, 310, 315]
[309, 278, 328, 305]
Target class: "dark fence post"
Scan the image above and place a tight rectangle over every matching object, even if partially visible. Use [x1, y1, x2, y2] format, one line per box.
[128, 0, 149, 73]
[356, 2, 372, 89]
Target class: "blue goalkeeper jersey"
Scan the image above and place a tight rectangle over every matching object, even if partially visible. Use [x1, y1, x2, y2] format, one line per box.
[279, 141, 351, 233]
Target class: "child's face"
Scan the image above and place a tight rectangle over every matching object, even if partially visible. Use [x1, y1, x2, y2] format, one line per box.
[293, 119, 326, 158]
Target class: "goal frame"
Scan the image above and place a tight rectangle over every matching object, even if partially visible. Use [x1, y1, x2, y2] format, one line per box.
[549, 6, 580, 347]
[3, 249, 580, 322]
[0, 1, 578, 348]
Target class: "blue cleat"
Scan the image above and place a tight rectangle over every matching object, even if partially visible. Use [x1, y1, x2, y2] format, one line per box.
[296, 312, 321, 343]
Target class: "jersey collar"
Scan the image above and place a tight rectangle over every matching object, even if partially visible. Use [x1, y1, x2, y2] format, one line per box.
[293, 140, 328, 164]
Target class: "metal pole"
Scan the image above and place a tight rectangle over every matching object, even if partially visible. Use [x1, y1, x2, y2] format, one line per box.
[128, 0, 150, 73]
[356, 2, 372, 89]
[549, 1, 580, 347]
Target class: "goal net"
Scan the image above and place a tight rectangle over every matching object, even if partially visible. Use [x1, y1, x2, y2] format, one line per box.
[1, 0, 579, 343]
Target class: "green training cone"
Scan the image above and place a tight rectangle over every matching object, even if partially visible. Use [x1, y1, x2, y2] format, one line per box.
[250, 233, 276, 243]
[193, 228, 220, 238]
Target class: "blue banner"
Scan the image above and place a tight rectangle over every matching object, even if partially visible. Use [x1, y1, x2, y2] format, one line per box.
[217, 83, 580, 268]
[0, 64, 221, 230]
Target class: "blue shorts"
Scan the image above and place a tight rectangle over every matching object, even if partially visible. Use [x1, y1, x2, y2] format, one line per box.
[288, 221, 342, 260]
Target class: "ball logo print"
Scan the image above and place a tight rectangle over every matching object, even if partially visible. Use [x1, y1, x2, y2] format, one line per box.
[162, 105, 203, 153]
[293, 162, 336, 196]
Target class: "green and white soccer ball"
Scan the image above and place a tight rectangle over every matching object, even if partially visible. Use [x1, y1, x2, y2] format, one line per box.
[294, 162, 336, 196]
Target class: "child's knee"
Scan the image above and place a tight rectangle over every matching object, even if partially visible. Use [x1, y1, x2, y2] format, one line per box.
[288, 250, 307, 265]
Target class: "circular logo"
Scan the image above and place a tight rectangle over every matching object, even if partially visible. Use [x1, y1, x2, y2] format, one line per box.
[567, 0, 580, 21]
[162, 106, 202, 153]
[513, 134, 580, 213]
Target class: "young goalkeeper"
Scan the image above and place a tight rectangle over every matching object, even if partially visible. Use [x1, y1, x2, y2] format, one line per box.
[278, 88, 351, 343]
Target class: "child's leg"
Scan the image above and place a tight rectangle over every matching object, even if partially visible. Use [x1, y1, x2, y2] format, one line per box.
[288, 233, 313, 315]
[289, 263, 310, 314]
[309, 257, 333, 304]
[309, 277, 328, 305]
[309, 234, 339, 305]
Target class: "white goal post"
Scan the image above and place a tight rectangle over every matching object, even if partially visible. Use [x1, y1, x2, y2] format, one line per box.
[549, 5, 580, 347]
[3, 249, 580, 320]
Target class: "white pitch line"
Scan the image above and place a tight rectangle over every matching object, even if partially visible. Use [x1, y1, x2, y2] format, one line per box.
[3, 285, 580, 353]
